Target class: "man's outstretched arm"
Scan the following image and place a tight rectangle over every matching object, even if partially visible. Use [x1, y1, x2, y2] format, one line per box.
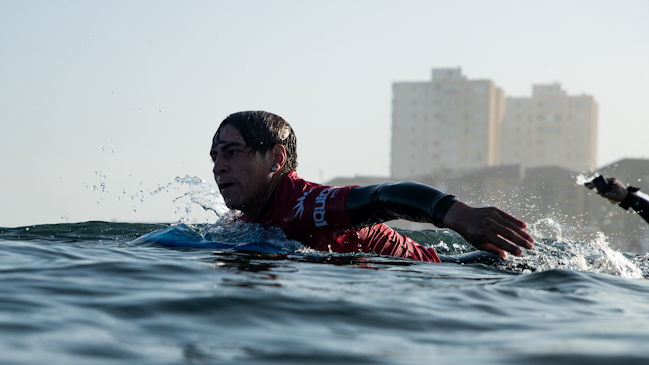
[346, 182, 534, 258]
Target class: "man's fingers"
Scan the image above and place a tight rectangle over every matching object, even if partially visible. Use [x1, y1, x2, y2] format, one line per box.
[471, 227, 524, 257]
[493, 208, 526, 228]
[492, 214, 535, 248]
[488, 209, 534, 247]
[455, 205, 535, 259]
[477, 243, 507, 259]
[495, 226, 534, 250]
[489, 235, 524, 257]
[479, 213, 530, 254]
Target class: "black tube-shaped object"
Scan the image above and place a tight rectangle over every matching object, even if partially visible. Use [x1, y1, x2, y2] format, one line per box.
[620, 189, 649, 225]
[346, 181, 457, 229]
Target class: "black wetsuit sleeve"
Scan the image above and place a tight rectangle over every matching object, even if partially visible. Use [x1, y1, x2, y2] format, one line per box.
[345, 181, 458, 229]
[620, 192, 649, 225]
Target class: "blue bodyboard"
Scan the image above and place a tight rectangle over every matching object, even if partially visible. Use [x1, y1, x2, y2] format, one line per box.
[134, 225, 503, 264]
[132, 224, 284, 254]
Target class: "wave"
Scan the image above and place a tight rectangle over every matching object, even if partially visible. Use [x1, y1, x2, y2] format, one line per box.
[2, 219, 646, 279]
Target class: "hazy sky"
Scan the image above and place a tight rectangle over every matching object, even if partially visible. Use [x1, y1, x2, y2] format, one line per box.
[1, 0, 648, 227]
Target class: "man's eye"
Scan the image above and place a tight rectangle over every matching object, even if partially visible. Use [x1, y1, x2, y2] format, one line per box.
[227, 150, 240, 157]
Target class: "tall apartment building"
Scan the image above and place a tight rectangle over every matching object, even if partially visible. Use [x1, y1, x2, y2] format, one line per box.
[501, 83, 598, 172]
[391, 68, 505, 178]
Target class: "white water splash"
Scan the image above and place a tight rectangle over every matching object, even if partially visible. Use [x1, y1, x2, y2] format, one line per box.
[575, 173, 597, 186]
[200, 214, 309, 253]
[530, 217, 564, 242]
[164, 175, 229, 223]
[510, 217, 643, 278]
[84, 170, 229, 224]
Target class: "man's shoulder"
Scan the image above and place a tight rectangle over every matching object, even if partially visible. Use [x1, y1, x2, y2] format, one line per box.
[272, 171, 354, 229]
[281, 171, 327, 194]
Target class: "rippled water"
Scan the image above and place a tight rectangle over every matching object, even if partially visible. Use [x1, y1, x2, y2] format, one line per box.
[2, 221, 649, 364]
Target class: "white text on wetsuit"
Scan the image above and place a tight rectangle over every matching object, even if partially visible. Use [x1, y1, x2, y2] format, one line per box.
[293, 189, 313, 219]
[314, 188, 331, 227]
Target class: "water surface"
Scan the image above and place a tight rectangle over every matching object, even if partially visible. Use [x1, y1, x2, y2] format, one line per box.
[2, 222, 649, 364]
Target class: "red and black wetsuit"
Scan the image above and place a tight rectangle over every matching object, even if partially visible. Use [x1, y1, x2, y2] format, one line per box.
[246, 171, 458, 263]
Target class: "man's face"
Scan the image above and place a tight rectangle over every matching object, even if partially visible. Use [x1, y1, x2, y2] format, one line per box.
[210, 124, 274, 212]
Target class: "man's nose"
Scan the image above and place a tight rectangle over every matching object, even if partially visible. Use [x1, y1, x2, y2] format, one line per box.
[212, 155, 228, 175]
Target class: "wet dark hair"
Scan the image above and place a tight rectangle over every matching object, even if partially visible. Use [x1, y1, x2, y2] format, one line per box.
[216, 111, 298, 171]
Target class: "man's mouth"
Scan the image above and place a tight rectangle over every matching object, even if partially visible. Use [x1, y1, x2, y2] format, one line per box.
[218, 182, 235, 191]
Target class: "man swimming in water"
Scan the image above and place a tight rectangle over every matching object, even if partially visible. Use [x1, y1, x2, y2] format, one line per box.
[585, 175, 649, 225]
[210, 111, 534, 263]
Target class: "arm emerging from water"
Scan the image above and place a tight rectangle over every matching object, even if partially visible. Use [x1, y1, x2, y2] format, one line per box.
[621, 191, 649, 225]
[585, 176, 649, 225]
[346, 182, 534, 259]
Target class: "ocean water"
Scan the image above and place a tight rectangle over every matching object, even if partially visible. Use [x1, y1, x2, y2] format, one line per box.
[2, 220, 649, 365]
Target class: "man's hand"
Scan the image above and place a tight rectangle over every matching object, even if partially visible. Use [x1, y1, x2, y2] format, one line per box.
[442, 202, 534, 259]
[584, 177, 628, 203]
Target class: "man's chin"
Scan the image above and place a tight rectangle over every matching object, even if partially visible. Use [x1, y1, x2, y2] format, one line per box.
[223, 198, 245, 211]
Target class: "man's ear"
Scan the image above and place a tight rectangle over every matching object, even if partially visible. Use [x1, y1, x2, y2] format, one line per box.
[272, 144, 287, 170]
